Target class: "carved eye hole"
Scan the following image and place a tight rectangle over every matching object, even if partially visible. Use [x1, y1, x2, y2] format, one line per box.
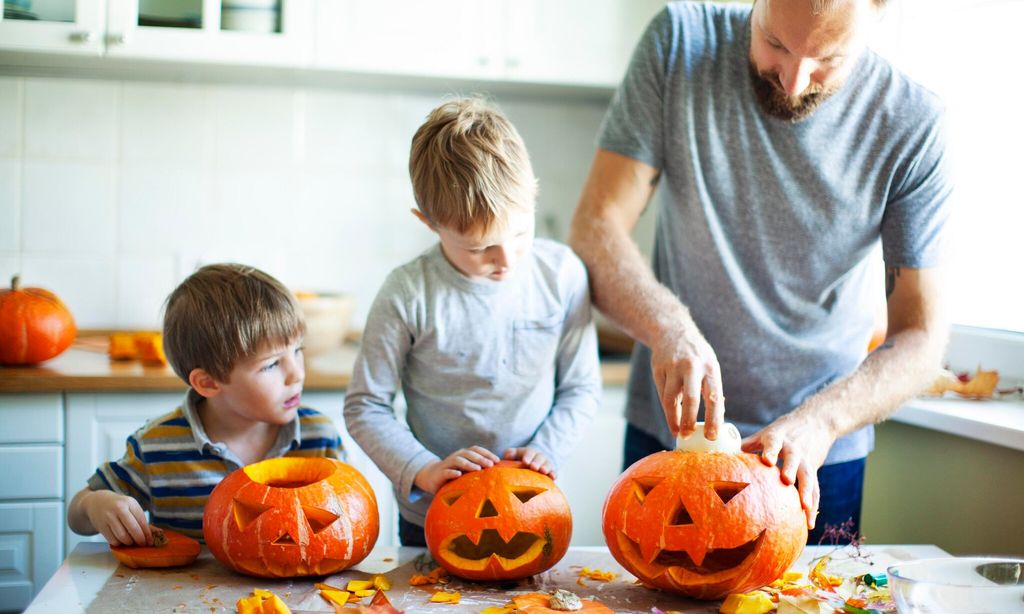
[478, 499, 499, 518]
[511, 487, 544, 504]
[668, 501, 694, 526]
[712, 481, 749, 505]
[632, 477, 664, 503]
[302, 505, 340, 534]
[441, 491, 465, 506]
[232, 499, 273, 531]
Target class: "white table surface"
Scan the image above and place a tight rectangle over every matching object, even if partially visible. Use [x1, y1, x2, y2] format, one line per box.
[26, 542, 949, 613]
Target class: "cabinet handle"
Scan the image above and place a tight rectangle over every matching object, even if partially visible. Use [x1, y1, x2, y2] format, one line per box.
[106, 33, 127, 45]
[69, 31, 97, 43]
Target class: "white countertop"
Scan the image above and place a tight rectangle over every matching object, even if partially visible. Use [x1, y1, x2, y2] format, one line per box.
[27, 542, 949, 613]
[892, 396, 1024, 453]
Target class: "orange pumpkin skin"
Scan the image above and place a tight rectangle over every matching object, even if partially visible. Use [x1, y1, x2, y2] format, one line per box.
[0, 275, 76, 366]
[602, 451, 806, 600]
[109, 528, 200, 568]
[424, 460, 572, 581]
[203, 457, 378, 578]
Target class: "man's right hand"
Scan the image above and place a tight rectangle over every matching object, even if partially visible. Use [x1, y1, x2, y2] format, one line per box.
[414, 446, 501, 494]
[650, 328, 726, 440]
[82, 490, 153, 546]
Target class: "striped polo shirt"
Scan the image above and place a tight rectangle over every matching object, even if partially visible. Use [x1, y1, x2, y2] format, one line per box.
[87, 388, 343, 540]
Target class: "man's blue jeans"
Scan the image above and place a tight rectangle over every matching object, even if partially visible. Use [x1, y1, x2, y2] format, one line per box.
[624, 423, 865, 545]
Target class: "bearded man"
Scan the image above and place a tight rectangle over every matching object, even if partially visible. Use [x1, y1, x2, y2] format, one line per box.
[569, 0, 951, 543]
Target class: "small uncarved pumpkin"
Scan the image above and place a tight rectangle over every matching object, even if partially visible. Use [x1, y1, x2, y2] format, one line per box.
[109, 528, 200, 568]
[203, 457, 378, 578]
[602, 450, 806, 600]
[0, 275, 76, 366]
[424, 460, 573, 581]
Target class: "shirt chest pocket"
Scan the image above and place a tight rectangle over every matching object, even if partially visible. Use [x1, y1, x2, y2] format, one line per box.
[511, 314, 563, 377]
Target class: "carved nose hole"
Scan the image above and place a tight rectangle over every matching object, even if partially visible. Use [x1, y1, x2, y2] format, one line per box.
[713, 481, 749, 505]
[272, 532, 296, 545]
[669, 502, 694, 526]
[478, 499, 499, 518]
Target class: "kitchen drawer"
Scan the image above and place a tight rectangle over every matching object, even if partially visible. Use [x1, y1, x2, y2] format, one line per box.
[0, 501, 62, 612]
[0, 446, 62, 500]
[0, 394, 63, 444]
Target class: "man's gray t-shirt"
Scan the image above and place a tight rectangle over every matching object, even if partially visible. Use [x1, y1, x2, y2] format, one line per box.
[344, 238, 601, 525]
[599, 2, 952, 463]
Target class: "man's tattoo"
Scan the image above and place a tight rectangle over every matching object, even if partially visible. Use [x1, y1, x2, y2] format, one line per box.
[885, 266, 901, 298]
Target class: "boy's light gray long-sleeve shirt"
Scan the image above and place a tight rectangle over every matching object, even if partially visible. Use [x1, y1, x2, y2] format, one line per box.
[343, 238, 602, 526]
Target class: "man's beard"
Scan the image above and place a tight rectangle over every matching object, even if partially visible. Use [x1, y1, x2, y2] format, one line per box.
[748, 60, 836, 122]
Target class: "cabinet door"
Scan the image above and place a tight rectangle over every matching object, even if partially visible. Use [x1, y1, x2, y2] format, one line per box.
[63, 391, 183, 556]
[314, 0, 503, 79]
[0, 501, 62, 612]
[504, 0, 664, 87]
[0, 0, 104, 54]
[103, 0, 313, 65]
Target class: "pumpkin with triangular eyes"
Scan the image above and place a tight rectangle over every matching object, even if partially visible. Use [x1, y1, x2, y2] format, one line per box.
[424, 460, 572, 581]
[203, 457, 378, 577]
[602, 451, 806, 599]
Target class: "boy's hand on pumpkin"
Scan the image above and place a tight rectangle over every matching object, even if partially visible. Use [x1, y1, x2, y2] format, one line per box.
[742, 415, 835, 530]
[416, 446, 500, 494]
[503, 447, 556, 479]
[83, 490, 153, 546]
[649, 329, 725, 440]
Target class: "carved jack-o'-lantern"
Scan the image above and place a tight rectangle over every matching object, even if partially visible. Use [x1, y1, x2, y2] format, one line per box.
[425, 460, 572, 581]
[602, 450, 806, 600]
[203, 457, 378, 578]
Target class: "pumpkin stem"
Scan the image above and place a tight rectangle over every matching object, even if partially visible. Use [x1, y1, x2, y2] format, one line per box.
[11, 274, 19, 291]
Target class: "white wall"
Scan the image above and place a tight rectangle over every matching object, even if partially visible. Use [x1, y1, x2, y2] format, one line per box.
[0, 76, 617, 330]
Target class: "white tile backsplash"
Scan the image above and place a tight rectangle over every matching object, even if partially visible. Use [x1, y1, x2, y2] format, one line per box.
[22, 160, 117, 253]
[19, 256, 117, 328]
[5, 76, 608, 329]
[121, 82, 212, 164]
[23, 79, 118, 162]
[115, 256, 177, 328]
[0, 159, 19, 251]
[118, 164, 206, 253]
[0, 78, 22, 157]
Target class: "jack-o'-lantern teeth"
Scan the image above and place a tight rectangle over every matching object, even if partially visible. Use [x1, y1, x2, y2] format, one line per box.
[448, 529, 542, 561]
[621, 530, 766, 577]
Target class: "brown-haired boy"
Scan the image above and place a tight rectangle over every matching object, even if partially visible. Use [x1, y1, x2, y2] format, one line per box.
[344, 97, 601, 546]
[68, 263, 342, 545]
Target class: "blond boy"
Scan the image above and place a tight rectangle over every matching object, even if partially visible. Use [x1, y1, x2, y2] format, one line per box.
[344, 98, 601, 546]
[68, 264, 342, 545]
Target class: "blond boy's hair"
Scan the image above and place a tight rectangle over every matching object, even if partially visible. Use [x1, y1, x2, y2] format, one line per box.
[409, 97, 537, 234]
[163, 263, 304, 384]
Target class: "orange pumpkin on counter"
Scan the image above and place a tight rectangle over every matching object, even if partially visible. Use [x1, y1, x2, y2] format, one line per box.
[424, 460, 572, 581]
[109, 527, 200, 569]
[602, 450, 806, 600]
[203, 457, 378, 578]
[0, 275, 76, 366]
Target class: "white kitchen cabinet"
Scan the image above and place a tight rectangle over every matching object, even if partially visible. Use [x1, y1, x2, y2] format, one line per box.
[0, 0, 105, 55]
[63, 390, 183, 556]
[1, 0, 313, 65]
[313, 0, 664, 88]
[0, 394, 65, 612]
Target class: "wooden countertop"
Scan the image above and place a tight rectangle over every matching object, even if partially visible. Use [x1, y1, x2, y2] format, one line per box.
[0, 335, 632, 393]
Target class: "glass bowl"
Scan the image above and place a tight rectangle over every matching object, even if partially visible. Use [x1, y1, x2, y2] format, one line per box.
[888, 557, 1024, 613]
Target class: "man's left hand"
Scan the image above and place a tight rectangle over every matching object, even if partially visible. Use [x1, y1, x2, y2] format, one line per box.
[741, 413, 837, 530]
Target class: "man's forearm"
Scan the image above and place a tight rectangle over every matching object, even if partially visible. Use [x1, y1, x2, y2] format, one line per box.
[569, 212, 696, 349]
[794, 325, 948, 439]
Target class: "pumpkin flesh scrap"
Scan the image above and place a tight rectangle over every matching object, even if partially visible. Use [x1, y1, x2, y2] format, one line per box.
[109, 528, 200, 569]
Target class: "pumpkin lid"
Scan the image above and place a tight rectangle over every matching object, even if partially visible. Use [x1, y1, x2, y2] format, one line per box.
[675, 421, 742, 454]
